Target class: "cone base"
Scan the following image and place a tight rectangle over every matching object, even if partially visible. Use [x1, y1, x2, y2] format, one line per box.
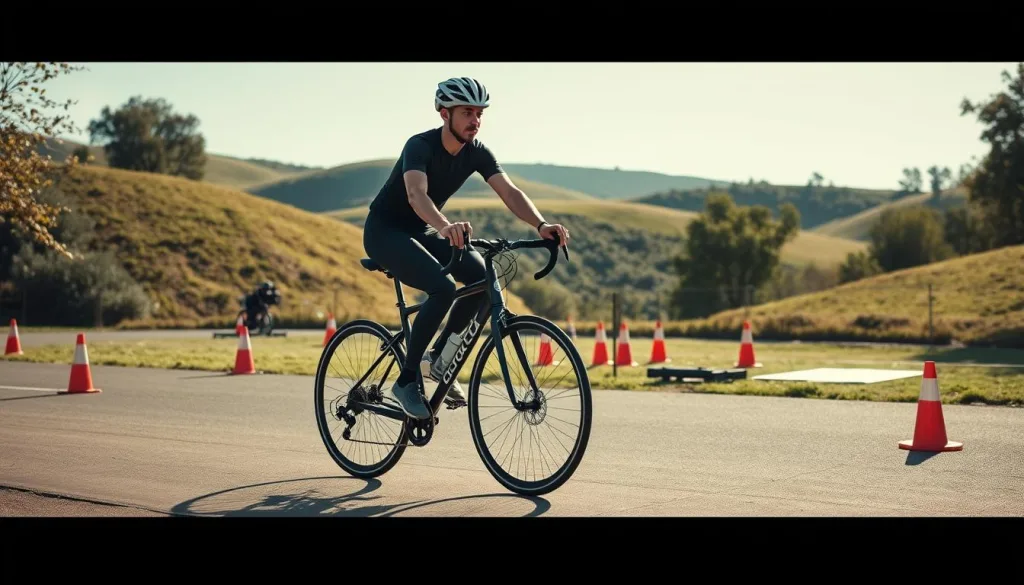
[899, 439, 963, 452]
[60, 388, 102, 394]
[735, 362, 762, 368]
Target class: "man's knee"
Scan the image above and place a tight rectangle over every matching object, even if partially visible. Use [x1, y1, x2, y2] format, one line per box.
[427, 275, 457, 301]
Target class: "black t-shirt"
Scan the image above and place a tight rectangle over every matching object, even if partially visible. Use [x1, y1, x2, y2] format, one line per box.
[368, 127, 503, 229]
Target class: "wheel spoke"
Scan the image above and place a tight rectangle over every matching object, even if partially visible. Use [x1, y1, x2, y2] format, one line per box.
[468, 318, 592, 496]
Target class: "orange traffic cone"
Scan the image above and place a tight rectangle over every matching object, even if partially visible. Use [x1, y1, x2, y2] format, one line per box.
[899, 361, 963, 452]
[649, 320, 670, 363]
[323, 312, 337, 346]
[591, 321, 611, 366]
[566, 315, 576, 340]
[63, 333, 101, 394]
[735, 320, 762, 368]
[615, 321, 638, 367]
[535, 333, 559, 366]
[5, 318, 23, 356]
[232, 326, 256, 375]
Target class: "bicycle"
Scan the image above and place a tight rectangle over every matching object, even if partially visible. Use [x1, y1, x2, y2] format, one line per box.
[313, 231, 592, 496]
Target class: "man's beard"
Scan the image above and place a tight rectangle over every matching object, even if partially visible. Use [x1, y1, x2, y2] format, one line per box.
[448, 117, 477, 144]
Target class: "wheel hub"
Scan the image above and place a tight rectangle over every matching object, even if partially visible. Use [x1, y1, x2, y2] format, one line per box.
[522, 389, 547, 425]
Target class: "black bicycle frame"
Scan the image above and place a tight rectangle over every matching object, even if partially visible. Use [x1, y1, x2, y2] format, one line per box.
[349, 250, 522, 423]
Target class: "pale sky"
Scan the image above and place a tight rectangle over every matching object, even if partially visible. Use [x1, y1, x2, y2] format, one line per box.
[40, 61, 1019, 190]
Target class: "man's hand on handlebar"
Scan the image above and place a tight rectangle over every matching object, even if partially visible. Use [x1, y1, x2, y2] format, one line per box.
[439, 221, 473, 248]
[538, 222, 570, 248]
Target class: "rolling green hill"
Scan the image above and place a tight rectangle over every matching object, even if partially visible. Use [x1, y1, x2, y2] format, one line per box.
[38, 137, 320, 190]
[499, 162, 730, 199]
[36, 164, 530, 329]
[245, 158, 595, 213]
[329, 198, 867, 321]
[632, 181, 901, 230]
[813, 187, 968, 241]
[676, 243, 1024, 347]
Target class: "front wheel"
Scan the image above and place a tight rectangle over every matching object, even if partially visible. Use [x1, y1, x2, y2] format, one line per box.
[467, 315, 592, 496]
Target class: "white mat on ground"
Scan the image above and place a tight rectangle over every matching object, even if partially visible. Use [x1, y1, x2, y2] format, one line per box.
[752, 368, 922, 384]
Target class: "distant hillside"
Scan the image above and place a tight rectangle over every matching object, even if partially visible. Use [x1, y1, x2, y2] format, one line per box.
[632, 182, 899, 229]
[329, 198, 867, 321]
[688, 243, 1024, 347]
[37, 164, 529, 328]
[500, 162, 730, 199]
[37, 137, 320, 190]
[813, 187, 968, 241]
[246, 158, 594, 213]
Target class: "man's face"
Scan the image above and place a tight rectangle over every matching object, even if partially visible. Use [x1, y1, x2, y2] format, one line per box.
[446, 106, 484, 142]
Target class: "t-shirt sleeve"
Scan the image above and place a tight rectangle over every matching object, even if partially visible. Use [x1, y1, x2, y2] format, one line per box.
[401, 136, 432, 174]
[474, 142, 504, 181]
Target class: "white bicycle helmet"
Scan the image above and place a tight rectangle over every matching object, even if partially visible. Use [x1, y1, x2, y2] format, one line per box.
[435, 77, 489, 111]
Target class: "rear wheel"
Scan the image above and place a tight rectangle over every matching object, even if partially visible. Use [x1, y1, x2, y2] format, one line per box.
[314, 319, 410, 478]
[467, 315, 592, 496]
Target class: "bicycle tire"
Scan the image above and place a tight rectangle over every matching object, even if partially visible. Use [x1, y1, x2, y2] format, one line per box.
[467, 314, 593, 496]
[314, 319, 411, 479]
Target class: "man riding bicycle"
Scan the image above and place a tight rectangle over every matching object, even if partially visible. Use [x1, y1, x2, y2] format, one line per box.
[362, 76, 571, 420]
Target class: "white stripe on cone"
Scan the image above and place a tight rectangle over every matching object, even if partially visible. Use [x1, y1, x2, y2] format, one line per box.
[919, 377, 939, 401]
[74, 338, 89, 364]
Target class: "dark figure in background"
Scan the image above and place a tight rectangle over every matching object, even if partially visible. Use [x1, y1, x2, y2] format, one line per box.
[244, 281, 281, 332]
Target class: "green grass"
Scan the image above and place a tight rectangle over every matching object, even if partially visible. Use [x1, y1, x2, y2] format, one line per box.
[813, 187, 968, 241]
[245, 158, 594, 213]
[45, 164, 530, 329]
[5, 333, 1021, 406]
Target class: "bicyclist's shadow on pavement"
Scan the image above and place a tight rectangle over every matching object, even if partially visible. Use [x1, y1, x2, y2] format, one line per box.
[168, 476, 550, 517]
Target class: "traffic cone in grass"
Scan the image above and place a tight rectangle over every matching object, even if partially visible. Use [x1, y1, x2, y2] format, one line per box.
[5, 319, 23, 355]
[591, 321, 611, 366]
[323, 313, 337, 346]
[232, 326, 256, 375]
[64, 333, 100, 394]
[535, 333, 559, 366]
[735, 320, 762, 368]
[899, 361, 963, 452]
[649, 320, 670, 364]
[615, 322, 638, 367]
[235, 314, 244, 335]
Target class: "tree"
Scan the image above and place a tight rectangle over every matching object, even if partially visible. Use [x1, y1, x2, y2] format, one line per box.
[87, 96, 207, 180]
[867, 206, 954, 272]
[960, 62, 1024, 248]
[668, 192, 800, 319]
[927, 165, 951, 199]
[838, 250, 882, 284]
[898, 167, 922, 193]
[0, 62, 85, 259]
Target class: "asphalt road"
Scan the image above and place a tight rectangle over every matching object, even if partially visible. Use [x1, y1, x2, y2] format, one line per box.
[1, 360, 1022, 517]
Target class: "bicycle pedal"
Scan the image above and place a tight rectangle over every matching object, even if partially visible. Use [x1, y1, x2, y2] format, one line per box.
[445, 398, 467, 410]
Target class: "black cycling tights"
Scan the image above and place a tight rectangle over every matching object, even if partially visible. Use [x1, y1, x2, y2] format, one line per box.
[362, 212, 487, 383]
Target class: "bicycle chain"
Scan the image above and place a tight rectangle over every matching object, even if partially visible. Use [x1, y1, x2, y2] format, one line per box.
[338, 399, 466, 447]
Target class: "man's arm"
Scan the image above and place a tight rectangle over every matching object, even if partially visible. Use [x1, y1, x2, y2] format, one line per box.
[403, 169, 450, 232]
[486, 172, 546, 229]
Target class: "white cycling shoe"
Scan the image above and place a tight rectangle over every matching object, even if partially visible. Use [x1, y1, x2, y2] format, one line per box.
[421, 349, 467, 403]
